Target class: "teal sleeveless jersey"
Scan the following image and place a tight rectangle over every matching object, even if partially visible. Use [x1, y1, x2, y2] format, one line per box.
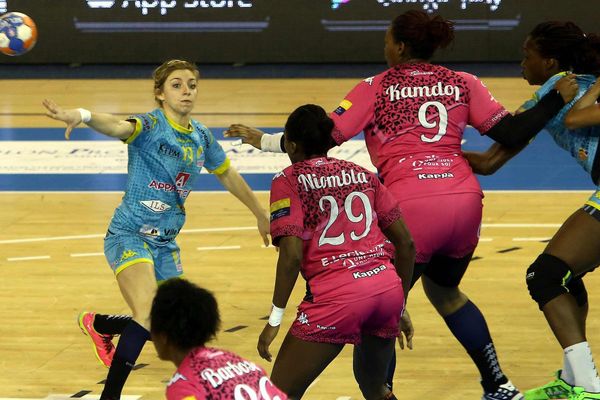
[520, 73, 599, 182]
[108, 108, 230, 244]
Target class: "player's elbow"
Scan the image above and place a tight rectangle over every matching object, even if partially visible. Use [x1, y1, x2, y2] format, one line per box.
[563, 113, 580, 130]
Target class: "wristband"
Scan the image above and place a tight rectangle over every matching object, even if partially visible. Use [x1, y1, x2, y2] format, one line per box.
[268, 304, 285, 327]
[260, 132, 285, 153]
[77, 108, 92, 123]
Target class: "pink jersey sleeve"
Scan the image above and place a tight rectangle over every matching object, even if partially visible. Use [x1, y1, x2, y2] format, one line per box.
[270, 171, 303, 245]
[458, 72, 510, 134]
[166, 378, 207, 400]
[329, 76, 379, 145]
[374, 177, 402, 230]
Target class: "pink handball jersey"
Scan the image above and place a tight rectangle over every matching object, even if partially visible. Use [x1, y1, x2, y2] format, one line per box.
[166, 347, 287, 400]
[269, 157, 404, 304]
[330, 63, 509, 201]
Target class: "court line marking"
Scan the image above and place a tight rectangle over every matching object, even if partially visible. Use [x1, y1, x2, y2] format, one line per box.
[0, 224, 562, 246]
[0, 227, 257, 245]
[0, 190, 592, 194]
[197, 245, 241, 251]
[71, 252, 104, 257]
[513, 237, 551, 242]
[7, 255, 51, 261]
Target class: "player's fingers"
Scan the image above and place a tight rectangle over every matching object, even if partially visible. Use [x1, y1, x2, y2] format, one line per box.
[397, 335, 404, 350]
[406, 334, 413, 350]
[262, 233, 270, 247]
[65, 126, 73, 140]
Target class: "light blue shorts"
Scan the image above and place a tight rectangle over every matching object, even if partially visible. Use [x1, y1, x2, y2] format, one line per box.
[104, 230, 183, 282]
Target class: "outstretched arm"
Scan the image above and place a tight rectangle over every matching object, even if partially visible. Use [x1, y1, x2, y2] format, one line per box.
[463, 142, 527, 175]
[224, 124, 285, 153]
[214, 166, 270, 246]
[564, 79, 600, 129]
[43, 99, 135, 140]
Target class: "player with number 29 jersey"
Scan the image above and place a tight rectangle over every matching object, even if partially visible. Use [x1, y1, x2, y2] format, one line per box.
[270, 157, 405, 343]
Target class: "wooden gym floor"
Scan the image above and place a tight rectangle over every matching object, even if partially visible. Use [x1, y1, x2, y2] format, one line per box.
[0, 77, 597, 399]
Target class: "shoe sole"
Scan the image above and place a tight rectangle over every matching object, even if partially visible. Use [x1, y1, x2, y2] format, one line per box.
[77, 312, 111, 368]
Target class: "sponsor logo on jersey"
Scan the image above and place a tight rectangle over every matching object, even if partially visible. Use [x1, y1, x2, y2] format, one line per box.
[334, 99, 353, 115]
[385, 82, 461, 102]
[158, 143, 181, 159]
[353, 264, 387, 279]
[175, 172, 191, 187]
[417, 172, 455, 180]
[298, 169, 367, 192]
[364, 76, 374, 85]
[270, 198, 291, 221]
[138, 225, 180, 237]
[148, 172, 192, 199]
[200, 360, 260, 388]
[140, 200, 171, 213]
[410, 70, 434, 76]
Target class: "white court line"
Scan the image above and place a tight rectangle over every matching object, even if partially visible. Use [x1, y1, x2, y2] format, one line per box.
[513, 237, 551, 242]
[0, 223, 563, 246]
[7, 255, 51, 262]
[197, 245, 241, 251]
[71, 252, 104, 257]
[482, 223, 561, 228]
[0, 226, 256, 245]
[42, 395, 141, 400]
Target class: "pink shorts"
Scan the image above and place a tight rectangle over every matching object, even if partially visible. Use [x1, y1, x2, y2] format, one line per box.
[397, 192, 483, 264]
[289, 287, 404, 345]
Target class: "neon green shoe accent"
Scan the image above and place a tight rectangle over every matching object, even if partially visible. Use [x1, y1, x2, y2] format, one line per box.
[571, 386, 600, 400]
[524, 371, 575, 400]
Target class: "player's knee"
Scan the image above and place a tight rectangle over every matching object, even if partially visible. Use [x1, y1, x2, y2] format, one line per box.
[567, 276, 588, 307]
[526, 254, 573, 309]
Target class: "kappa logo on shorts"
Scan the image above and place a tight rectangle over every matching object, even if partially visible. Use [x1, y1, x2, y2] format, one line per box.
[119, 249, 138, 263]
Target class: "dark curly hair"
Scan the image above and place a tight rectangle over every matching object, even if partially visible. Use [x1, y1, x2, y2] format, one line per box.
[150, 278, 221, 350]
[529, 21, 600, 76]
[390, 10, 454, 60]
[285, 104, 336, 157]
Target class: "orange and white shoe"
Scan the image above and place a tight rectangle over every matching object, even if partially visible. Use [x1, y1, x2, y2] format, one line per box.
[78, 311, 115, 368]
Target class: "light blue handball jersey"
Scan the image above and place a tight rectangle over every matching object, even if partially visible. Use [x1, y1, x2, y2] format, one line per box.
[520, 72, 600, 183]
[108, 108, 230, 244]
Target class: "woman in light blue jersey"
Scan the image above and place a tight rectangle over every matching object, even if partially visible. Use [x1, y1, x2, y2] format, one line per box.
[43, 59, 270, 400]
[465, 22, 600, 400]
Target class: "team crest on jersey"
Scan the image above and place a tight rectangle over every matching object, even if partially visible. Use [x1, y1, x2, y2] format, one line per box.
[334, 99, 352, 115]
[579, 147, 589, 161]
[270, 198, 291, 221]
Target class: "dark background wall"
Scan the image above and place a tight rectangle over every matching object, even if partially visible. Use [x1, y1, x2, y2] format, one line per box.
[1, 0, 598, 64]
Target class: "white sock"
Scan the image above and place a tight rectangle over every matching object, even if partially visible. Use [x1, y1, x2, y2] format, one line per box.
[564, 342, 600, 392]
[561, 353, 575, 385]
